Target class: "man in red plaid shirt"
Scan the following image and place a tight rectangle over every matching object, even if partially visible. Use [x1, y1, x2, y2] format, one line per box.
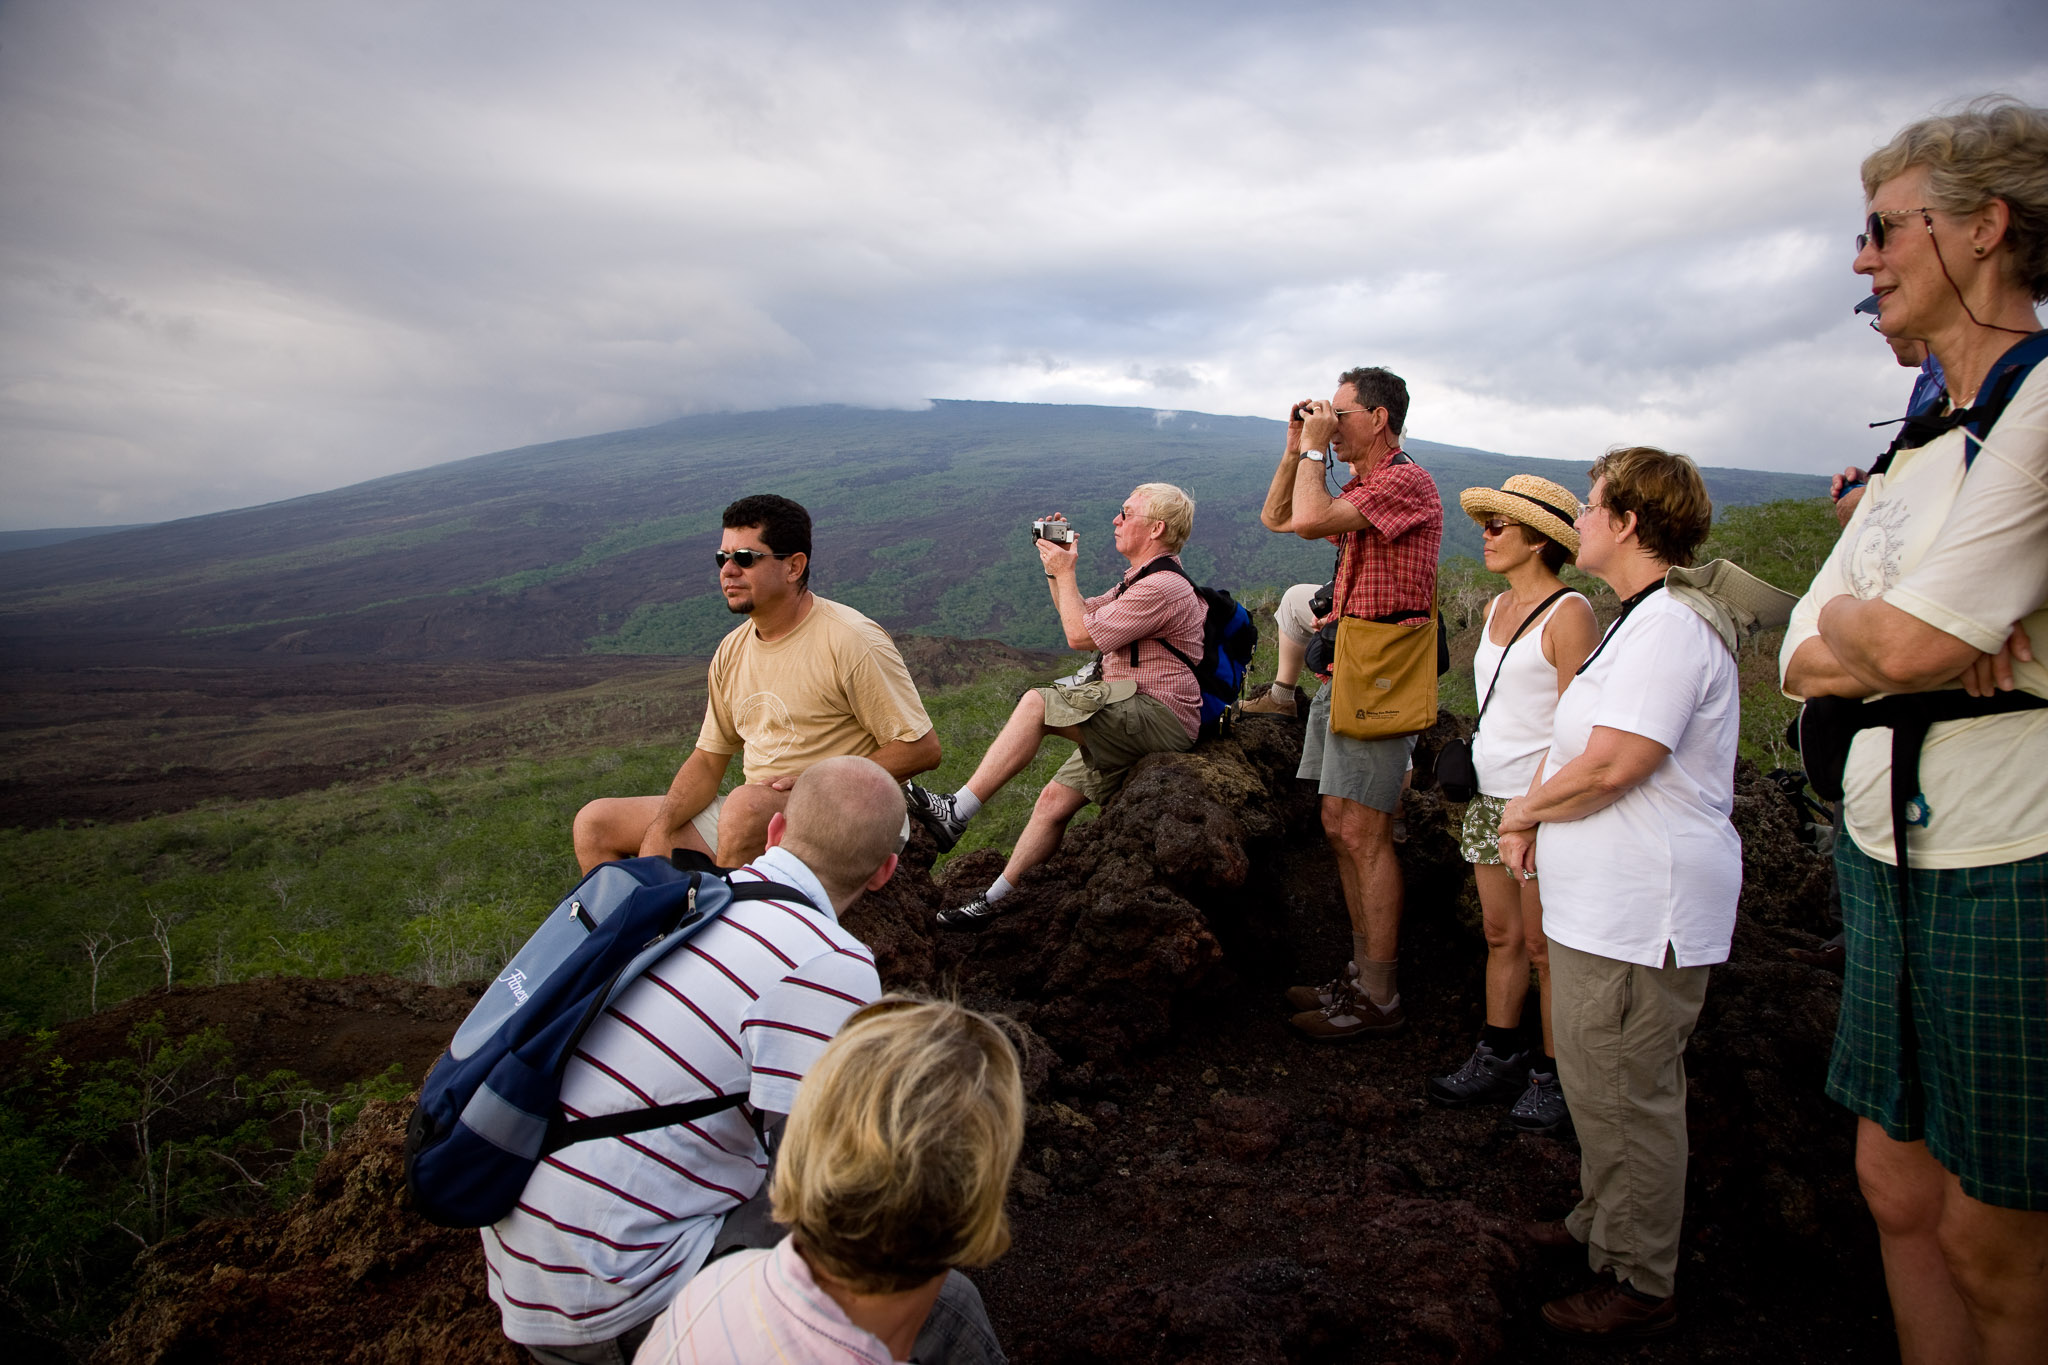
[907, 483, 1205, 931]
[1260, 367, 1443, 1039]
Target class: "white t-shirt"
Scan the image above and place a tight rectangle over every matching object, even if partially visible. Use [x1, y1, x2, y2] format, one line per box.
[1779, 361, 2048, 868]
[1470, 590, 1586, 797]
[1536, 592, 1743, 969]
[483, 847, 882, 1347]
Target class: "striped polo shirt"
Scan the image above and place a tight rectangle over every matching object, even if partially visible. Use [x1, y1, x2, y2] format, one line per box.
[483, 846, 882, 1347]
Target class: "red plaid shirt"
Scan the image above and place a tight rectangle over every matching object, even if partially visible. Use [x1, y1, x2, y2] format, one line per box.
[1325, 450, 1442, 628]
[1084, 554, 1206, 739]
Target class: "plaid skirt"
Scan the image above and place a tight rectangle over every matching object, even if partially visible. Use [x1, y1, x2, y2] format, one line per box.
[1825, 839, 2048, 1209]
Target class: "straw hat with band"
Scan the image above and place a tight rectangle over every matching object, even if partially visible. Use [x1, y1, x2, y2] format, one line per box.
[1457, 475, 1582, 558]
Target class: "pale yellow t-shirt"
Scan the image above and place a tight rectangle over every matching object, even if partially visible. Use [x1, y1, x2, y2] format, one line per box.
[696, 597, 933, 783]
[1780, 363, 2048, 868]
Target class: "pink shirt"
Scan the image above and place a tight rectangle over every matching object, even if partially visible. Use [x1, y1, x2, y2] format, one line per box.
[1082, 554, 1205, 739]
[634, 1237, 901, 1365]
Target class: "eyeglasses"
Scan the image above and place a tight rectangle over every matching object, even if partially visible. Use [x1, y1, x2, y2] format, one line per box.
[1579, 501, 1607, 517]
[1481, 518, 1516, 536]
[1857, 207, 1934, 253]
[714, 549, 795, 569]
[1115, 506, 1161, 523]
[1334, 405, 1382, 418]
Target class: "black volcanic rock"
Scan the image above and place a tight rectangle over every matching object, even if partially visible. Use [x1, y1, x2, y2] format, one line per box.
[85, 709, 1889, 1365]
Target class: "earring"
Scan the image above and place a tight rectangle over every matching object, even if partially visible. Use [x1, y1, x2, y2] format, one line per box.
[1975, 245, 1987, 256]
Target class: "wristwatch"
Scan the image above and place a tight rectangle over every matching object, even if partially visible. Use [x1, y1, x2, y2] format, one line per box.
[1299, 447, 1328, 464]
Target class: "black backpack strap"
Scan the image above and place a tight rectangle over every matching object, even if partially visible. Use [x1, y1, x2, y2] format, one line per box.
[1871, 329, 2048, 474]
[1113, 557, 1200, 674]
[540, 874, 817, 1154]
[721, 879, 816, 910]
[545, 1092, 750, 1153]
[1871, 689, 2048, 912]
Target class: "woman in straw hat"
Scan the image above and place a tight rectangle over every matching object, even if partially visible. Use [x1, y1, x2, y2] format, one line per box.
[1426, 476, 1597, 1129]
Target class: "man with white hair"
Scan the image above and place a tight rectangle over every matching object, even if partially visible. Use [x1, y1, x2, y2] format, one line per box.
[907, 483, 1205, 931]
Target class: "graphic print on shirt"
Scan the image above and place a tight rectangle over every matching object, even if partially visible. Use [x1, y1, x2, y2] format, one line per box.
[732, 691, 798, 767]
[1847, 496, 1910, 599]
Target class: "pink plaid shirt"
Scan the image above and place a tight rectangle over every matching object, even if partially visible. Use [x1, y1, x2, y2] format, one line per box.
[1326, 451, 1443, 627]
[1084, 554, 1205, 739]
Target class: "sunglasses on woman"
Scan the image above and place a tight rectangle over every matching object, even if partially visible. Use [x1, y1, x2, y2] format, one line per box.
[1857, 207, 1933, 252]
[714, 549, 795, 568]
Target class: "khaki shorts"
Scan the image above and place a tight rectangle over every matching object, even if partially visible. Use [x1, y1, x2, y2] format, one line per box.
[687, 792, 723, 851]
[1276, 581, 1321, 647]
[1037, 682, 1194, 805]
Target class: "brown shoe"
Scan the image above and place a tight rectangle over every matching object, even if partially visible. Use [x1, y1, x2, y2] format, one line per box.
[1240, 685, 1300, 716]
[1523, 1219, 1579, 1250]
[1283, 961, 1357, 1012]
[1540, 1278, 1677, 1338]
[1288, 984, 1406, 1041]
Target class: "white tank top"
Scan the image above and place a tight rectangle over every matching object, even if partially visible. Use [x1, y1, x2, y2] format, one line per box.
[1470, 590, 1586, 797]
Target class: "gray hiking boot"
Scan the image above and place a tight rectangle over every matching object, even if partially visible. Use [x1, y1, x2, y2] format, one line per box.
[1509, 1069, 1571, 1133]
[903, 783, 970, 852]
[1426, 1039, 1531, 1108]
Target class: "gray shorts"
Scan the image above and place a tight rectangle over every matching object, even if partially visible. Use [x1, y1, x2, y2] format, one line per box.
[1298, 685, 1415, 813]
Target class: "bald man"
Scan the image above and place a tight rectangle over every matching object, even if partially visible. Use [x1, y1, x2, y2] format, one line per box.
[485, 757, 905, 1365]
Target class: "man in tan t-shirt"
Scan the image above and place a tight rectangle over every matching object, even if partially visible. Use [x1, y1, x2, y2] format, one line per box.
[573, 494, 940, 870]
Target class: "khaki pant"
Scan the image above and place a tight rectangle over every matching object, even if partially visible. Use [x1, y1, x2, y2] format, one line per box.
[1549, 938, 1712, 1300]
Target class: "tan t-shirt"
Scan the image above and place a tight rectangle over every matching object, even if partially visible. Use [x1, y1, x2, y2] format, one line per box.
[696, 597, 933, 783]
[1780, 363, 2048, 868]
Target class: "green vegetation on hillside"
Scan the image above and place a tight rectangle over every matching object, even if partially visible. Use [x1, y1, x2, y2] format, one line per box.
[0, 401, 1828, 665]
[0, 1018, 409, 1346]
[0, 500, 1840, 1035]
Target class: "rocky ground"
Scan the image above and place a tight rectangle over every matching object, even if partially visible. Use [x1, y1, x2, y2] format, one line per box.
[62, 708, 1886, 1364]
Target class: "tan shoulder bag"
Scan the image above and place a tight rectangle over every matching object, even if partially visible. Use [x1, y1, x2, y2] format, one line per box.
[1328, 615, 1438, 739]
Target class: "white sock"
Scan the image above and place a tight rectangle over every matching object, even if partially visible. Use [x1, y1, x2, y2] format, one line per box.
[1271, 681, 1296, 701]
[952, 789, 984, 821]
[985, 875, 1015, 903]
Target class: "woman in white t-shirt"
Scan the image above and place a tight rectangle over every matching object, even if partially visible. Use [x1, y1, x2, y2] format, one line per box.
[1781, 99, 2048, 1363]
[1426, 476, 1597, 1131]
[1496, 447, 1739, 1340]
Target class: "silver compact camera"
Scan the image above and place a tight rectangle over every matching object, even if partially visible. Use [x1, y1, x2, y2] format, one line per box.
[1031, 519, 1074, 545]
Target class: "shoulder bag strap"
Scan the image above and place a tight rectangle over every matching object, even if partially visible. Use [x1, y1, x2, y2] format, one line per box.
[1472, 588, 1573, 733]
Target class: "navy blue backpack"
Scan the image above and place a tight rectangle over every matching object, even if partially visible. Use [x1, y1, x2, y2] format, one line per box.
[403, 855, 813, 1228]
[1116, 558, 1260, 740]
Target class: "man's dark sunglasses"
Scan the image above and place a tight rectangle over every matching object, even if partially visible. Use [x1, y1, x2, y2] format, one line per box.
[714, 549, 796, 568]
[1857, 207, 1933, 253]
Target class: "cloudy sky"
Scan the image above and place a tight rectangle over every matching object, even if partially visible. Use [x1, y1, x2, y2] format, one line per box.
[2, 1, 2044, 530]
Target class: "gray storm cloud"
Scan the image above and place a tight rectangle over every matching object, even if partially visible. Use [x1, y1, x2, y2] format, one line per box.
[0, 0, 2043, 527]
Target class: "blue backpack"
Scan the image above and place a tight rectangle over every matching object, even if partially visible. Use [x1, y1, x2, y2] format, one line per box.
[402, 855, 814, 1229]
[1116, 558, 1259, 740]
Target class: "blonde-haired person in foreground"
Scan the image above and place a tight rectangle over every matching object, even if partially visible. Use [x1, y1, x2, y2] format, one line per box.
[634, 997, 1024, 1364]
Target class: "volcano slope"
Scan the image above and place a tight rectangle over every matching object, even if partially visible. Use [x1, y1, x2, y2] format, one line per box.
[93, 711, 1884, 1365]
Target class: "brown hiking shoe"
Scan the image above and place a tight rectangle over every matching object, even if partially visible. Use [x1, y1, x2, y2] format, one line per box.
[1240, 685, 1303, 717]
[1540, 1279, 1677, 1338]
[1288, 983, 1406, 1041]
[1523, 1219, 1579, 1250]
[1283, 961, 1357, 1012]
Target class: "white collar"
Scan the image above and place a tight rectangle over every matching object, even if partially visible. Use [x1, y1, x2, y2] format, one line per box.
[740, 844, 837, 920]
